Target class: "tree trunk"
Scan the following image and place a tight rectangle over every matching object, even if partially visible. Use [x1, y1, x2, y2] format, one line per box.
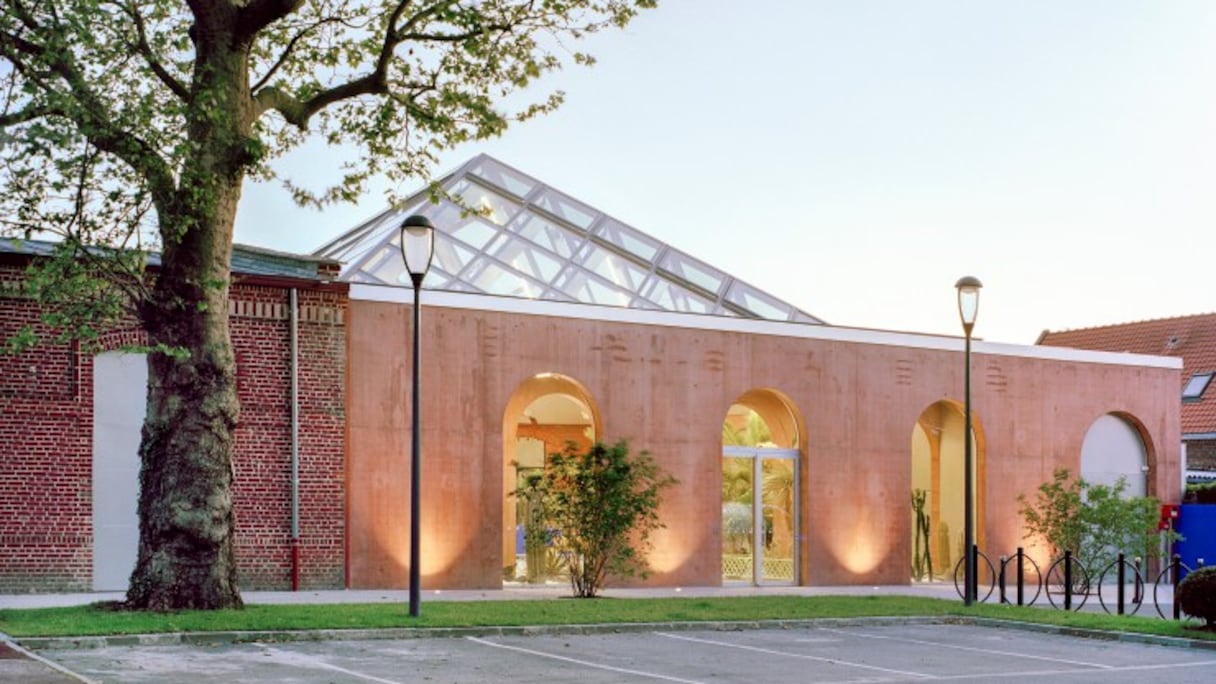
[126, 185, 244, 611]
[125, 16, 254, 610]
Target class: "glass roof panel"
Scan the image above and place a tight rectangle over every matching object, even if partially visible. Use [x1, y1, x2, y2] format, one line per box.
[725, 281, 792, 321]
[465, 257, 546, 299]
[323, 228, 376, 262]
[361, 244, 405, 285]
[443, 279, 479, 293]
[554, 269, 633, 307]
[510, 211, 582, 258]
[450, 179, 519, 226]
[317, 155, 822, 324]
[642, 279, 716, 314]
[433, 239, 478, 277]
[577, 243, 650, 292]
[323, 212, 397, 265]
[421, 268, 453, 290]
[535, 188, 597, 230]
[490, 237, 565, 283]
[595, 219, 661, 261]
[346, 271, 385, 284]
[447, 215, 501, 251]
[659, 250, 725, 295]
[468, 157, 536, 198]
[539, 288, 578, 303]
[334, 233, 385, 270]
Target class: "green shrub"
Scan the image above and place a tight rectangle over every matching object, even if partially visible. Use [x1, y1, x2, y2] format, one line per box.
[1184, 482, 1216, 504]
[1177, 566, 1216, 627]
[514, 440, 677, 598]
[1018, 467, 1172, 569]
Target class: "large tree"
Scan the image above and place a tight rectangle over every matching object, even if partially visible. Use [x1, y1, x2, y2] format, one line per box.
[0, 0, 655, 611]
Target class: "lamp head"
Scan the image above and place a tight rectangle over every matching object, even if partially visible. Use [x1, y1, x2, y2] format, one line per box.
[399, 214, 436, 286]
[955, 275, 982, 333]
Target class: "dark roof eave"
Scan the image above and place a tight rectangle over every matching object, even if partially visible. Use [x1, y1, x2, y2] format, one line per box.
[0, 237, 340, 285]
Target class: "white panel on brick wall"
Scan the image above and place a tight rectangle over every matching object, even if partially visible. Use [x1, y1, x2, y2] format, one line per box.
[1080, 414, 1147, 498]
[92, 352, 147, 591]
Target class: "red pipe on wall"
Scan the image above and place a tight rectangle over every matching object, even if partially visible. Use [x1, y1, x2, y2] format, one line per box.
[291, 539, 300, 591]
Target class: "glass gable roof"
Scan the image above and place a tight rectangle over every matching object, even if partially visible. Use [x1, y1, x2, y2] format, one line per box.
[314, 154, 824, 324]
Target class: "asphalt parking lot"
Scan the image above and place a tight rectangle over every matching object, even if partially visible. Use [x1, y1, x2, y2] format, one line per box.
[31, 622, 1216, 684]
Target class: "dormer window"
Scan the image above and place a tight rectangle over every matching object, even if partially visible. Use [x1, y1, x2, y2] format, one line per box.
[1183, 372, 1213, 401]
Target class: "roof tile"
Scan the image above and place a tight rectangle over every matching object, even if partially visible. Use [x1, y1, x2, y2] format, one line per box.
[1038, 313, 1216, 436]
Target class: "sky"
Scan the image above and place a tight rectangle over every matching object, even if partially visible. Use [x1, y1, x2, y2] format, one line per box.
[233, 1, 1216, 345]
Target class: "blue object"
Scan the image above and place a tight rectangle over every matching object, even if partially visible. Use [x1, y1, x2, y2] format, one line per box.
[1175, 504, 1216, 580]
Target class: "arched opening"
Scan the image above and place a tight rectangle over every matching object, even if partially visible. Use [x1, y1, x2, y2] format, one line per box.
[910, 400, 987, 582]
[501, 373, 600, 585]
[1080, 413, 1150, 497]
[721, 388, 803, 586]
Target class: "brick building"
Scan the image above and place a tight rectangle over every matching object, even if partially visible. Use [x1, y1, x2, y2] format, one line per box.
[0, 155, 1187, 593]
[0, 240, 347, 592]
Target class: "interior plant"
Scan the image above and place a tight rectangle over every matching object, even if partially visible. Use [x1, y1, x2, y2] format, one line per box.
[514, 440, 676, 598]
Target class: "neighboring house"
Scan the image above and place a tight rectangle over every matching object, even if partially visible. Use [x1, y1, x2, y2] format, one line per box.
[1038, 314, 1216, 484]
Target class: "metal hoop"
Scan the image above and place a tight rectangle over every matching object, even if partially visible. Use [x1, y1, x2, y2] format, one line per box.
[1096, 557, 1144, 616]
[1153, 560, 1194, 620]
[953, 550, 997, 603]
[999, 552, 1043, 606]
[1045, 555, 1090, 611]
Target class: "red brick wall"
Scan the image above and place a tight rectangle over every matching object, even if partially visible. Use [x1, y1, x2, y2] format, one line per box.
[0, 265, 347, 592]
[1187, 438, 1216, 472]
[0, 268, 91, 591]
[228, 286, 347, 590]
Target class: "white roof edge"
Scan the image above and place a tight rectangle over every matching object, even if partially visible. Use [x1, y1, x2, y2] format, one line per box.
[350, 284, 1183, 370]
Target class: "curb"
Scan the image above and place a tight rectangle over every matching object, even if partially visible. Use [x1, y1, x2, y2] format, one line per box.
[967, 617, 1216, 652]
[18, 616, 941, 650]
[16, 615, 1216, 654]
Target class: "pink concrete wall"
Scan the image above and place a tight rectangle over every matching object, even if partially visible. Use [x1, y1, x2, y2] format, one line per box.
[346, 300, 1181, 589]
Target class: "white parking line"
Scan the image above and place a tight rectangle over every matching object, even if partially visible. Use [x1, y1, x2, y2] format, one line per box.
[929, 659, 1216, 680]
[467, 636, 708, 684]
[655, 632, 934, 679]
[816, 627, 1114, 669]
[257, 647, 408, 684]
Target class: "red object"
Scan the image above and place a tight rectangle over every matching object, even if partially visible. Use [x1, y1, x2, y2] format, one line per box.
[1162, 504, 1181, 520]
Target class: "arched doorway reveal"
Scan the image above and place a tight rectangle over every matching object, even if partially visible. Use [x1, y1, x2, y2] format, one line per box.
[501, 373, 599, 584]
[721, 389, 803, 586]
[1080, 413, 1150, 497]
[910, 400, 986, 582]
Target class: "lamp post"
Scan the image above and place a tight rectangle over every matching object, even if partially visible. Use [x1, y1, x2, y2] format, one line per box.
[400, 214, 435, 618]
[955, 275, 982, 606]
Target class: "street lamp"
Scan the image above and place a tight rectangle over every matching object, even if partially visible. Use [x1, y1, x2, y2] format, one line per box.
[955, 275, 982, 606]
[400, 214, 435, 617]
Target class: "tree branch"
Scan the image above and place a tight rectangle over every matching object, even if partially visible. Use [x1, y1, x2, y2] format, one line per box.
[110, 0, 189, 101]
[238, 0, 307, 41]
[251, 15, 353, 93]
[0, 102, 63, 126]
[253, 1, 448, 127]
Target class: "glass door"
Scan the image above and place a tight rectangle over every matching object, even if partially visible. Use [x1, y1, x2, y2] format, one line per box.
[761, 457, 796, 583]
[723, 447, 798, 585]
[721, 456, 755, 582]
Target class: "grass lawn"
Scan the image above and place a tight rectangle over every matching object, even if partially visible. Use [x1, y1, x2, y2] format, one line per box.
[1, 595, 1212, 641]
